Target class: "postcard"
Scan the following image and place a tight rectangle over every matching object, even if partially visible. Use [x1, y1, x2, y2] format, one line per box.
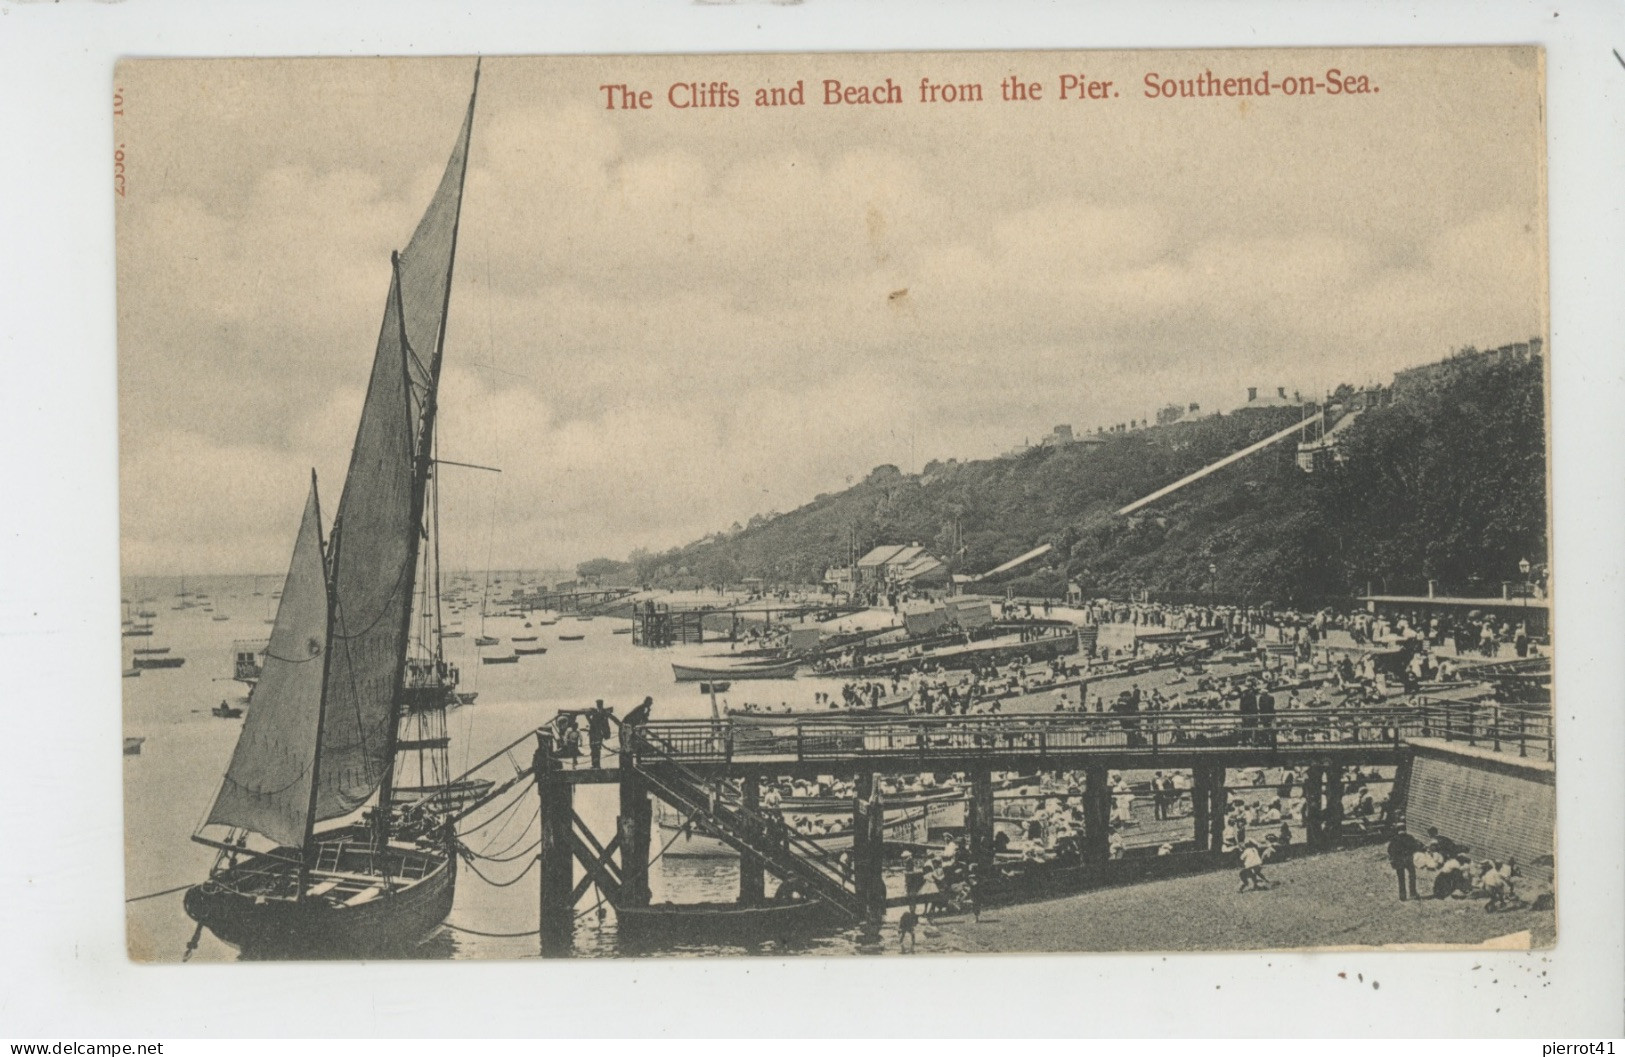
[116, 48, 1550, 963]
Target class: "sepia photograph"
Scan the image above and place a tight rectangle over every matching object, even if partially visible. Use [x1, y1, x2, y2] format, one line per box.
[114, 47, 1554, 965]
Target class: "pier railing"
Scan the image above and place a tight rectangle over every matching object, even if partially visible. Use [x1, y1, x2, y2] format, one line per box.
[636, 698, 1553, 767]
[1412, 696, 1553, 762]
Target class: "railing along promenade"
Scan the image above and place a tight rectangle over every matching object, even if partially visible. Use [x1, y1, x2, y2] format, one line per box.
[632, 698, 1551, 773]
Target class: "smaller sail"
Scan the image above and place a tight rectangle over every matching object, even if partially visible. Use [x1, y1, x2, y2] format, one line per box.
[205, 479, 330, 848]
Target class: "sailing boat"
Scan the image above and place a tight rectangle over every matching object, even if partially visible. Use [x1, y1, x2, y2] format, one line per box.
[184, 67, 480, 957]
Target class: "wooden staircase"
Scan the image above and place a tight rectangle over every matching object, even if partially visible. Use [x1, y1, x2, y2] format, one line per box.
[626, 726, 866, 921]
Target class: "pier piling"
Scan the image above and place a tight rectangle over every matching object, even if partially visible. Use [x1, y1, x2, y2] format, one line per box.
[738, 778, 765, 905]
[853, 773, 887, 928]
[1323, 763, 1345, 844]
[536, 736, 575, 957]
[1083, 765, 1111, 864]
[1304, 765, 1326, 845]
[966, 771, 996, 869]
[617, 744, 652, 907]
[1207, 767, 1227, 851]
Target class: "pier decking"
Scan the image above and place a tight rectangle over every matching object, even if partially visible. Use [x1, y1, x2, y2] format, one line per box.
[455, 696, 1550, 954]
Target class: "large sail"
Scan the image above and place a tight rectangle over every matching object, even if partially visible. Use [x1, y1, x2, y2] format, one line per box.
[205, 480, 330, 848]
[312, 94, 475, 823]
[400, 82, 476, 391]
[314, 273, 416, 820]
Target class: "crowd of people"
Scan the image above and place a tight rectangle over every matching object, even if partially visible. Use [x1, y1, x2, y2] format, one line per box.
[1386, 824, 1529, 909]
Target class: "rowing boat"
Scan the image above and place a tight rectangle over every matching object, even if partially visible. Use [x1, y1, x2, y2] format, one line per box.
[672, 659, 799, 682]
[614, 898, 839, 943]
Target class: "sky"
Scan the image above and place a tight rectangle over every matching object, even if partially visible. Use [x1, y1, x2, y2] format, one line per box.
[116, 48, 1546, 575]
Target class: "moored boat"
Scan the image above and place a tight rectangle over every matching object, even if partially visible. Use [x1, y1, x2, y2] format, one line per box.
[133, 655, 186, 670]
[615, 898, 839, 943]
[726, 700, 911, 721]
[482, 653, 519, 665]
[183, 822, 456, 958]
[672, 658, 800, 682]
[185, 69, 480, 959]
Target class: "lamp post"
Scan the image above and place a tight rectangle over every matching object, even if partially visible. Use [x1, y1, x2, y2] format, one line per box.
[1518, 557, 1531, 645]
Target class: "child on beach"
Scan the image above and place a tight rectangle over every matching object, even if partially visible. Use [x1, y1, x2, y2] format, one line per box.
[1237, 838, 1274, 892]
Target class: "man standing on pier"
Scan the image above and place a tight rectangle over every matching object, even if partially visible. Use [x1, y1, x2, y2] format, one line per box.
[1239, 680, 1259, 746]
[1257, 686, 1277, 749]
[587, 699, 613, 769]
[624, 695, 654, 729]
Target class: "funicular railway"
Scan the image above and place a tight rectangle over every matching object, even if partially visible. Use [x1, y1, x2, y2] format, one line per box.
[437, 694, 1550, 955]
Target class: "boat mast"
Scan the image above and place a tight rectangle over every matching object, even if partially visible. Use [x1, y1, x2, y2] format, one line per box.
[375, 61, 479, 849]
[375, 261, 425, 850]
[300, 471, 336, 896]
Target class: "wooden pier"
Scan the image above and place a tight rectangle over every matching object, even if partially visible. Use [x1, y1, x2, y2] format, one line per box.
[486, 698, 1550, 955]
[510, 586, 637, 615]
[630, 598, 866, 648]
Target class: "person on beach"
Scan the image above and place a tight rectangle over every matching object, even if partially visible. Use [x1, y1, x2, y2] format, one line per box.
[1387, 823, 1423, 900]
[897, 908, 919, 952]
[902, 851, 926, 913]
[1426, 826, 1464, 861]
[1479, 861, 1515, 912]
[1433, 854, 1472, 899]
[1237, 839, 1270, 891]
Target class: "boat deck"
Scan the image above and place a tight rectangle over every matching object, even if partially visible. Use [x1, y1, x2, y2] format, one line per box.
[208, 829, 444, 906]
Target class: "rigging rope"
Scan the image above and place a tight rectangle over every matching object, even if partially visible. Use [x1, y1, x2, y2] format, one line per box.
[456, 778, 535, 844]
[474, 805, 540, 861]
[458, 847, 540, 888]
[442, 921, 540, 939]
[469, 834, 541, 865]
[125, 882, 194, 903]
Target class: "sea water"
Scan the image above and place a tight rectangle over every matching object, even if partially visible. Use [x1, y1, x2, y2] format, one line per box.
[122, 575, 1356, 960]
[122, 574, 888, 961]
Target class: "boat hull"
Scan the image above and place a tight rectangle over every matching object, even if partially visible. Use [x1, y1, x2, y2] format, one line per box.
[616, 899, 840, 943]
[672, 660, 799, 682]
[184, 831, 456, 958]
[726, 701, 910, 721]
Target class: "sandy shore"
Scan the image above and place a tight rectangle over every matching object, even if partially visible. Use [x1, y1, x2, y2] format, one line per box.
[893, 844, 1554, 955]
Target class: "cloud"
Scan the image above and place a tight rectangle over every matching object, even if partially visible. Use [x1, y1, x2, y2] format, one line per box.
[116, 53, 1547, 574]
